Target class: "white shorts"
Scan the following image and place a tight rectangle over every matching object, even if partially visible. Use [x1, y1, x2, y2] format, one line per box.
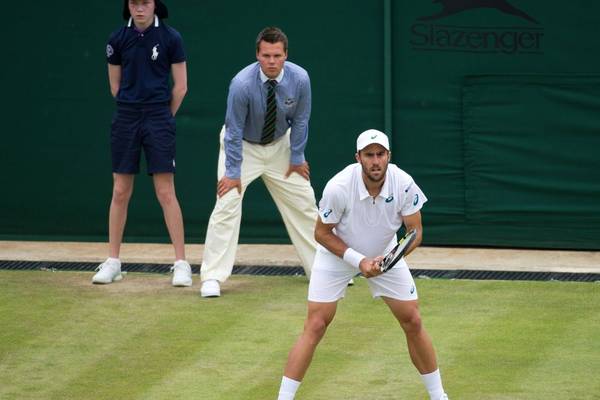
[308, 250, 418, 303]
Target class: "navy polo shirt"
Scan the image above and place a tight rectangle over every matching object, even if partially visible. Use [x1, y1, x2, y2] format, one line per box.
[106, 16, 186, 105]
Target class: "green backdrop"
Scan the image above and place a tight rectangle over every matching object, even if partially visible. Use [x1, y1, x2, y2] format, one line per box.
[1, 1, 599, 249]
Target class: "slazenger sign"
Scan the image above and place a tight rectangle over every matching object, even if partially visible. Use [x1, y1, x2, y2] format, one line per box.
[410, 0, 544, 54]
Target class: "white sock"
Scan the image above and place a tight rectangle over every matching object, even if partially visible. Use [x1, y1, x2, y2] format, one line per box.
[107, 257, 121, 266]
[420, 369, 445, 400]
[277, 376, 301, 400]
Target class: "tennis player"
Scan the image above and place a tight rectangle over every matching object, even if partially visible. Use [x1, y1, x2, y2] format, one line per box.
[93, 0, 191, 286]
[277, 130, 449, 400]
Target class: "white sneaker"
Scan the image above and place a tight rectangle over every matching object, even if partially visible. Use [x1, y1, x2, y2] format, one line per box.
[171, 260, 192, 287]
[439, 394, 449, 400]
[92, 258, 123, 284]
[348, 278, 355, 286]
[200, 279, 220, 297]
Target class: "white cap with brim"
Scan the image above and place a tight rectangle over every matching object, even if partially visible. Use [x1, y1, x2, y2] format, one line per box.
[356, 129, 390, 152]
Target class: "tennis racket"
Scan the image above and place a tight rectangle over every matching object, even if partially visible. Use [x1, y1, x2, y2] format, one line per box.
[379, 229, 417, 273]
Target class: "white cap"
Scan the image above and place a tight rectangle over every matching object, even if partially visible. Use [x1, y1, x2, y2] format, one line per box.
[356, 129, 390, 152]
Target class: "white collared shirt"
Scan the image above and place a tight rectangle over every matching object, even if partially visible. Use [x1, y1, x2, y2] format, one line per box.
[318, 163, 427, 258]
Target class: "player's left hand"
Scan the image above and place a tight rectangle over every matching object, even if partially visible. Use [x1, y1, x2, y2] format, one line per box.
[285, 162, 310, 180]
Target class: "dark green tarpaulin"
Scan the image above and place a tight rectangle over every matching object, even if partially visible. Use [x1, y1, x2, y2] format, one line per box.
[1, 1, 599, 249]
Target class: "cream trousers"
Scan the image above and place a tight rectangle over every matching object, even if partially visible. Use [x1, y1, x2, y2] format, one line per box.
[200, 126, 317, 282]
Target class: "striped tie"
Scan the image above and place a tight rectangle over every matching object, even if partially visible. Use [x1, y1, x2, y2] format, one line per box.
[261, 79, 277, 144]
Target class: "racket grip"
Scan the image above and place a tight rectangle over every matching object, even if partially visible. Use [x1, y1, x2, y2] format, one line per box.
[343, 248, 365, 268]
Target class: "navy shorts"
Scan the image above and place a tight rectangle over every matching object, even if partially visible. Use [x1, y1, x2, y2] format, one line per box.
[111, 103, 176, 174]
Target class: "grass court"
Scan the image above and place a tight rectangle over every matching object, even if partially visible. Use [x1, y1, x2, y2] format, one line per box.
[1, 270, 598, 399]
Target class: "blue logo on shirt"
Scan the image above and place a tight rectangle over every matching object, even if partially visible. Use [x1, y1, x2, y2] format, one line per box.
[410, 285, 415, 294]
[323, 209, 332, 218]
[413, 194, 419, 206]
[385, 195, 394, 203]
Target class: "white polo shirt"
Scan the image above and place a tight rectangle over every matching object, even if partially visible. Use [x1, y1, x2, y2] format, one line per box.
[317, 163, 427, 261]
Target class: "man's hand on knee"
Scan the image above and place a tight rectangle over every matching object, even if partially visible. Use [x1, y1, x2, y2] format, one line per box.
[217, 177, 242, 198]
[285, 162, 310, 180]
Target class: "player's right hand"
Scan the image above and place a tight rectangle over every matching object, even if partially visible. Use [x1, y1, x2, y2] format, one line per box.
[373, 255, 385, 270]
[217, 177, 242, 198]
[359, 257, 383, 278]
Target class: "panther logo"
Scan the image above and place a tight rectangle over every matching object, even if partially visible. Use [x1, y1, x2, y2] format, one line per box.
[419, 0, 538, 24]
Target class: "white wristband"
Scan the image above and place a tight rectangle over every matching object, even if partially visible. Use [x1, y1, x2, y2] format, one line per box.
[343, 248, 365, 268]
